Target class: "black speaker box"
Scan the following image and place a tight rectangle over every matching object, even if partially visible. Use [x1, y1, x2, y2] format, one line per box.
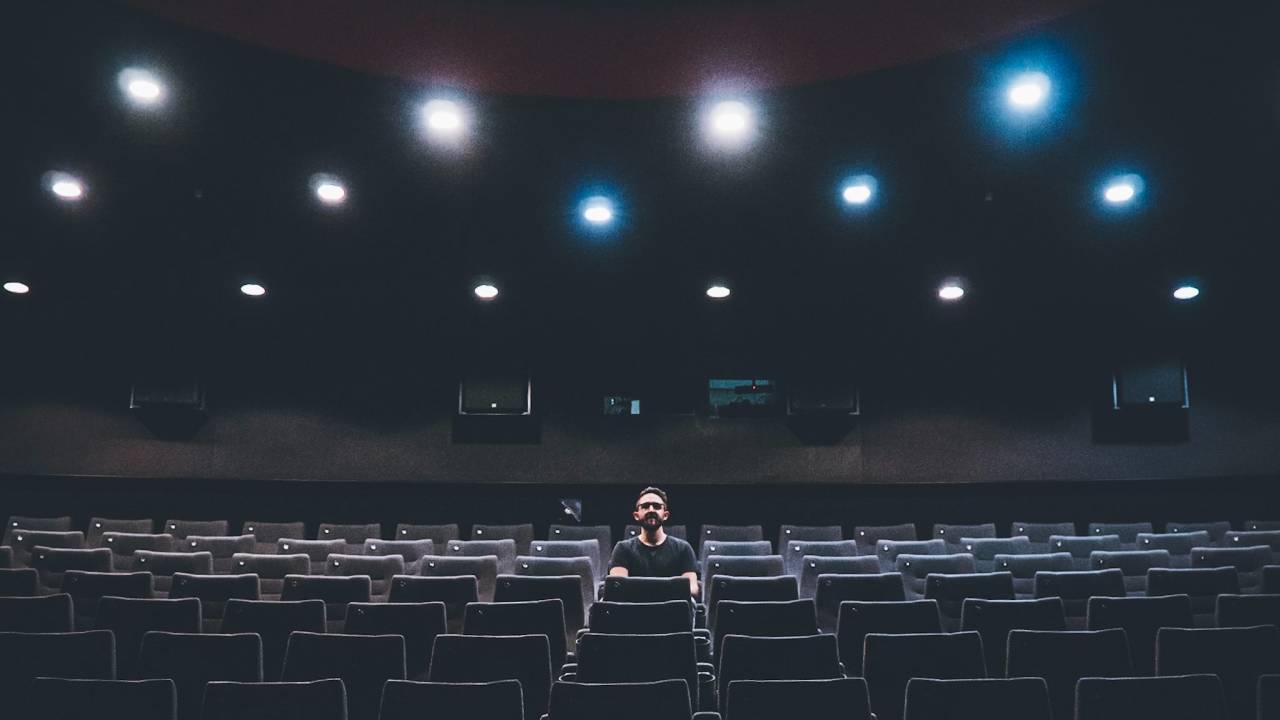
[1112, 359, 1188, 409]
[458, 373, 531, 415]
[129, 380, 207, 440]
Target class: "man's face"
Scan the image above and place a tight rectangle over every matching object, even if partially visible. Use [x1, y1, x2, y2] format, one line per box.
[633, 492, 669, 529]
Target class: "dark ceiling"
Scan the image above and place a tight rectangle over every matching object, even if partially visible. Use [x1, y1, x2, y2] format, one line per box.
[2, 0, 1278, 414]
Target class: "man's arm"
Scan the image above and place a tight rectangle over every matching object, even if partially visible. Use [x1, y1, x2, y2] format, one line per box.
[609, 566, 629, 577]
[682, 571, 699, 598]
[607, 540, 630, 577]
[678, 542, 700, 598]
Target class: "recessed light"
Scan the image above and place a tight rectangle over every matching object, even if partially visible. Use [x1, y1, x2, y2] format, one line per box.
[581, 196, 615, 226]
[704, 99, 756, 150]
[3, 282, 30, 295]
[46, 171, 85, 201]
[240, 283, 266, 297]
[706, 284, 731, 299]
[474, 283, 499, 300]
[1102, 174, 1143, 206]
[938, 280, 966, 301]
[1172, 285, 1200, 301]
[1007, 71, 1050, 110]
[310, 174, 347, 205]
[118, 68, 166, 107]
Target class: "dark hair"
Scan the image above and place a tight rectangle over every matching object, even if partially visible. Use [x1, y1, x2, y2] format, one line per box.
[635, 486, 669, 508]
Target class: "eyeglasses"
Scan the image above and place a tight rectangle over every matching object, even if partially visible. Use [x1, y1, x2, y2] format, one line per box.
[637, 502, 666, 511]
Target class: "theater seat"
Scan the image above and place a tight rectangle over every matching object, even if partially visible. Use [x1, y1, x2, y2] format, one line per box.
[601, 575, 690, 603]
[63, 570, 155, 629]
[815, 572, 904, 633]
[4, 530, 85, 568]
[202, 679, 348, 720]
[96, 597, 202, 679]
[387, 575, 478, 634]
[134, 551, 213, 595]
[324, 553, 404, 600]
[1147, 567, 1241, 627]
[876, 539, 946, 572]
[429, 633, 553, 720]
[700, 524, 765, 550]
[230, 553, 310, 600]
[782, 539, 858, 578]
[571, 631, 708, 712]
[100, 533, 175, 572]
[1010, 522, 1077, 554]
[168, 573, 260, 632]
[1167, 521, 1232, 546]
[1155, 625, 1280, 720]
[0, 630, 117, 715]
[317, 523, 383, 555]
[712, 599, 817, 662]
[1032, 569, 1125, 629]
[1137, 531, 1209, 568]
[514, 555, 595, 625]
[1087, 522, 1155, 549]
[1048, 535, 1122, 571]
[1074, 675, 1226, 720]
[1259, 675, 1280, 720]
[726, 677, 871, 720]
[894, 553, 976, 600]
[699, 540, 774, 566]
[283, 632, 406, 720]
[800, 555, 881, 600]
[1087, 594, 1194, 675]
[718, 634, 844, 711]
[0, 593, 74, 632]
[381, 679, 524, 720]
[420, 554, 500, 602]
[395, 522, 461, 545]
[138, 632, 263, 720]
[962, 537, 1033, 574]
[30, 546, 113, 592]
[0, 546, 9, 568]
[31, 678, 177, 720]
[960, 598, 1065, 678]
[221, 599, 327, 681]
[904, 678, 1051, 720]
[529, 539, 601, 581]
[87, 518, 153, 546]
[1265, 565, 1280, 594]
[1223, 530, 1280, 561]
[1090, 549, 1171, 594]
[707, 575, 798, 631]
[6, 515, 73, 532]
[703, 555, 786, 593]
[853, 524, 918, 554]
[588, 599, 695, 635]
[471, 523, 535, 554]
[549, 678, 702, 720]
[464, 598, 568, 668]
[362, 539, 434, 575]
[280, 574, 372, 631]
[163, 519, 230, 539]
[1005, 629, 1132, 720]
[276, 539, 345, 575]
[933, 523, 995, 553]
[862, 632, 986, 720]
[1190, 546, 1271, 593]
[495, 574, 583, 652]
[837, 600, 942, 675]
[923, 572, 1014, 631]
[549, 524, 613, 574]
[178, 535, 254, 574]
[779, 524, 843, 548]
[1244, 520, 1280, 532]
[240, 520, 306, 555]
[446, 539, 518, 574]
[344, 601, 446, 680]
[1214, 593, 1280, 629]
[0, 567, 40, 596]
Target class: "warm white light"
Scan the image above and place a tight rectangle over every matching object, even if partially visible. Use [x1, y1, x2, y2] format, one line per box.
[240, 283, 266, 297]
[1007, 72, 1050, 110]
[1104, 182, 1136, 204]
[3, 282, 30, 295]
[706, 284, 731, 299]
[704, 100, 755, 149]
[582, 197, 614, 225]
[474, 284, 499, 300]
[46, 171, 85, 201]
[842, 183, 873, 205]
[118, 68, 166, 107]
[310, 174, 347, 205]
[422, 99, 469, 143]
[1173, 285, 1200, 301]
[938, 283, 965, 301]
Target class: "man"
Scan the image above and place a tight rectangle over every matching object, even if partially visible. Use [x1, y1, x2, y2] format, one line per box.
[608, 486, 699, 597]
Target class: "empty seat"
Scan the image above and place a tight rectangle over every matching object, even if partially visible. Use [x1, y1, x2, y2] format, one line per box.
[961, 598, 1066, 678]
[718, 634, 843, 711]
[1223, 530, 1280, 559]
[277, 538, 345, 575]
[168, 573, 260, 632]
[100, 533, 175, 572]
[221, 599, 327, 681]
[381, 679, 524, 720]
[707, 576, 798, 631]
[1087, 594, 1194, 675]
[601, 575, 691, 602]
[388, 575, 478, 634]
[63, 570, 154, 629]
[837, 600, 943, 675]
[933, 523, 996, 552]
[495, 574, 583, 651]
[4, 529, 85, 568]
[133, 551, 213, 595]
[324, 554, 404, 601]
[178, 535, 254, 573]
[862, 632, 986, 720]
[87, 518, 153, 546]
[280, 575, 372, 631]
[284, 632, 406, 720]
[1033, 569, 1125, 629]
[345, 601, 446, 680]
[0, 593, 73, 631]
[1091, 549, 1172, 594]
[429, 633, 552, 720]
[572, 631, 707, 712]
[894, 553, 976, 600]
[904, 677, 1051, 720]
[513, 555, 594, 624]
[1148, 567, 1241, 627]
[317, 523, 383, 555]
[703, 556, 786, 593]
[815, 571, 903, 633]
[464, 598, 568, 668]
[30, 678, 177, 720]
[420, 554, 500, 602]
[876, 539, 946, 572]
[6, 515, 73, 532]
[1010, 522, 1077, 554]
[446, 539, 518, 574]
[240, 520, 306, 555]
[924, 572, 1015, 630]
[202, 678, 347, 720]
[230, 553, 310, 600]
[727, 677, 870, 720]
[1260, 675, 1280, 720]
[1243, 520, 1280, 532]
[1074, 674, 1227, 720]
[1191, 546, 1271, 593]
[395, 522, 461, 545]
[549, 678, 698, 720]
[962, 537, 1034, 574]
[362, 539, 434, 575]
[779, 524, 843, 548]
[138, 632, 262, 720]
[1265, 565, 1280, 594]
[0, 567, 39, 596]
[700, 525, 765, 550]
[1137, 531, 1210, 568]
[97, 597, 202, 679]
[1168, 521, 1232, 546]
[799, 555, 881, 599]
[625, 523, 688, 540]
[1006, 629, 1132, 720]
[782, 539, 858, 578]
[1156, 625, 1280, 720]
[700, 540, 775, 566]
[713, 599, 817, 661]
[30, 546, 112, 592]
[163, 519, 230, 539]
[1214, 593, 1280, 628]
[0, 630, 116, 714]
[471, 523, 535, 554]
[549, 524, 613, 574]
[1088, 522, 1155, 549]
[529, 539, 601, 580]
[0, 546, 9, 568]
[853, 523, 918, 554]
[1049, 535, 1123, 571]
[588, 599, 695, 634]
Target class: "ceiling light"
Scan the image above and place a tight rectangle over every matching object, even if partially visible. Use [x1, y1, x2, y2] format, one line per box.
[1172, 285, 1200, 301]
[474, 283, 499, 300]
[240, 283, 266, 297]
[1007, 72, 1050, 110]
[704, 100, 756, 150]
[840, 174, 878, 207]
[310, 174, 347, 205]
[118, 68, 166, 107]
[421, 98, 470, 144]
[1102, 174, 1143, 206]
[938, 280, 966, 301]
[706, 284, 731, 299]
[581, 196, 615, 226]
[46, 171, 85, 201]
[3, 282, 30, 295]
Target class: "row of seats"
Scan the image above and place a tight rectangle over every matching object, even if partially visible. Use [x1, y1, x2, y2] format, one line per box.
[4, 621, 1279, 720]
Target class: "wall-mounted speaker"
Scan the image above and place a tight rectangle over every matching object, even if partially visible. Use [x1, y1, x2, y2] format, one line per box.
[458, 373, 532, 416]
[786, 381, 860, 416]
[1113, 359, 1188, 409]
[129, 380, 207, 440]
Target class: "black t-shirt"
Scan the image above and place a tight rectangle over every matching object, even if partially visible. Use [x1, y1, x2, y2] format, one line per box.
[609, 535, 698, 578]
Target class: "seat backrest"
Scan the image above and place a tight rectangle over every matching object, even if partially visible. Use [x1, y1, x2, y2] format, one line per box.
[463, 598, 568, 668]
[283, 632, 407, 720]
[6, 515, 73, 532]
[0, 567, 40, 597]
[178, 535, 255, 574]
[601, 575, 690, 603]
[1087, 522, 1155, 547]
[138, 631, 263, 720]
[1137, 532, 1210, 568]
[1259, 674, 1280, 720]
[529, 539, 602, 580]
[134, 551, 213, 594]
[700, 540, 775, 565]
[420, 554, 500, 602]
[362, 539, 435, 574]
[0, 593, 74, 632]
[230, 553, 310, 599]
[853, 524, 918, 554]
[87, 518, 153, 546]
[0, 630, 117, 714]
[1048, 535, 1123, 570]
[575, 631, 699, 708]
[700, 525, 765, 550]
[961, 537, 1034, 573]
[726, 677, 871, 720]
[1263, 566, 1280, 594]
[1032, 569, 1126, 629]
[588, 600, 695, 634]
[168, 573, 260, 632]
[836, 600, 943, 676]
[783, 539, 858, 578]
[801, 555, 881, 600]
[276, 539, 345, 575]
[162, 520, 230, 539]
[1244, 520, 1280, 532]
[1147, 567, 1241, 627]
[1214, 593, 1280, 629]
[97, 597, 203, 679]
[1167, 521, 1232, 545]
[779, 524, 843, 548]
[496, 573, 583, 651]
[30, 678, 177, 720]
[63, 570, 155, 628]
[201, 679, 348, 720]
[446, 539, 518, 574]
[1090, 550, 1172, 593]
[2, 529, 85, 568]
[862, 632, 986, 720]
[381, 679, 524, 720]
[1009, 522, 1077, 553]
[1006, 629, 1132, 720]
[932, 524, 996, 552]
[904, 677, 1051, 720]
[0, 545, 10, 568]
[708, 575, 799, 630]
[471, 523, 535, 554]
[960, 598, 1065, 679]
[394, 523, 461, 545]
[1087, 594, 1194, 676]
[814, 571, 904, 634]
[345, 601, 446, 681]
[876, 539, 946, 572]
[1074, 674, 1226, 720]
[387, 575, 478, 634]
[317, 522, 383, 555]
[923, 572, 1015, 629]
[549, 679, 693, 720]
[548, 524, 613, 573]
[1226, 531, 1280, 556]
[1190, 546, 1271, 592]
[240, 521, 306, 554]
[704, 555, 786, 592]
[895, 554, 977, 600]
[101, 533, 176, 572]
[718, 634, 843, 709]
[220, 599, 327, 681]
[429, 633, 552, 720]
[31, 547, 113, 592]
[513, 556, 594, 628]
[324, 554, 405, 599]
[280, 574, 373, 631]
[1155, 625, 1280, 720]
[713, 599, 817, 659]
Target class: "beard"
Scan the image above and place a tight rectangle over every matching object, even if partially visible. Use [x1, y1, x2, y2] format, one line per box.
[642, 512, 663, 529]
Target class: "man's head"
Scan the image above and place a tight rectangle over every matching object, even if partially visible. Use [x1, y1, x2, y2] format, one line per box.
[633, 486, 670, 530]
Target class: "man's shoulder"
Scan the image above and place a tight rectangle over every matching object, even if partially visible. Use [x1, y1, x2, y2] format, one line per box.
[664, 535, 695, 552]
